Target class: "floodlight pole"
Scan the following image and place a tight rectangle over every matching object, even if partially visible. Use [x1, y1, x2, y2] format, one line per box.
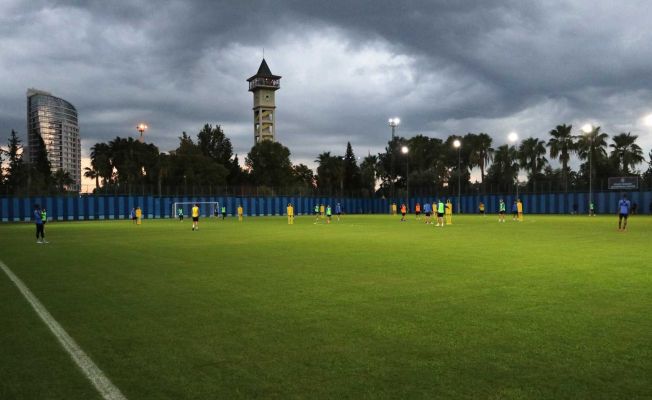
[457, 146, 461, 214]
[401, 146, 409, 207]
[388, 118, 400, 200]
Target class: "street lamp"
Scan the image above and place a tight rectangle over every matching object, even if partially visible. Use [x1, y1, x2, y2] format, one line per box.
[388, 117, 400, 199]
[401, 145, 409, 207]
[453, 139, 461, 213]
[137, 123, 148, 143]
[508, 132, 519, 200]
[581, 124, 594, 213]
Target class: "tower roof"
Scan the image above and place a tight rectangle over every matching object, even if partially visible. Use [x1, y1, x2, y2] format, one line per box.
[247, 58, 281, 81]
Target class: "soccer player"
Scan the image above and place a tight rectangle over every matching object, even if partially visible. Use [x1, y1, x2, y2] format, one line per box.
[237, 204, 244, 222]
[589, 201, 595, 216]
[320, 204, 325, 219]
[517, 199, 524, 222]
[400, 203, 407, 221]
[130, 207, 137, 224]
[436, 199, 445, 227]
[192, 203, 199, 230]
[221, 205, 226, 220]
[326, 204, 332, 224]
[618, 194, 631, 231]
[41, 208, 47, 225]
[445, 199, 453, 225]
[498, 198, 506, 222]
[178, 207, 184, 221]
[391, 202, 397, 215]
[287, 203, 294, 225]
[423, 201, 432, 224]
[136, 207, 142, 225]
[511, 200, 518, 221]
[415, 202, 421, 220]
[479, 202, 485, 215]
[335, 203, 342, 222]
[34, 205, 47, 244]
[313, 204, 320, 223]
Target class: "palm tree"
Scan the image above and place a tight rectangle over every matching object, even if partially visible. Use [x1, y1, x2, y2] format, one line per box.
[577, 126, 609, 186]
[547, 124, 575, 192]
[90, 143, 113, 186]
[468, 133, 494, 187]
[609, 132, 644, 174]
[53, 169, 74, 192]
[486, 144, 518, 192]
[518, 138, 548, 191]
[84, 166, 100, 190]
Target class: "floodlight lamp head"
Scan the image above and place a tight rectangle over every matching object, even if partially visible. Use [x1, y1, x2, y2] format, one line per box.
[581, 124, 593, 134]
[643, 114, 652, 127]
[508, 132, 518, 143]
[401, 146, 409, 154]
[453, 139, 461, 148]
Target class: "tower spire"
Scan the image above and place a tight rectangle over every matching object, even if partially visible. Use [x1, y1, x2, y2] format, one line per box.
[247, 59, 281, 143]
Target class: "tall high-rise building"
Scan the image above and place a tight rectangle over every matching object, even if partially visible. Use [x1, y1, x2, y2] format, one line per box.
[26, 89, 81, 191]
[247, 59, 281, 143]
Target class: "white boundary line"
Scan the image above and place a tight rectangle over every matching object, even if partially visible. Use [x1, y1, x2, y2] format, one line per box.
[0, 259, 127, 400]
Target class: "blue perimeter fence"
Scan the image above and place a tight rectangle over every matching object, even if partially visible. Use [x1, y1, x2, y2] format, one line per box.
[1, 191, 651, 222]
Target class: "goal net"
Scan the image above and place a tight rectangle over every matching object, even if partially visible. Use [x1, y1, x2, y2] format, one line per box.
[172, 201, 220, 218]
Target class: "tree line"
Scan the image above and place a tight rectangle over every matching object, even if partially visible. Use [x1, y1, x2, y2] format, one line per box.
[2, 123, 652, 196]
[0, 130, 75, 195]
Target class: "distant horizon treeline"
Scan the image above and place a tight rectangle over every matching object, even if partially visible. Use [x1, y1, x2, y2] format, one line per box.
[3, 123, 652, 197]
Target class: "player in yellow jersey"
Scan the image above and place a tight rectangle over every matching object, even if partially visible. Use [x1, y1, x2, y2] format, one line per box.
[135, 206, 142, 225]
[517, 199, 524, 222]
[191, 203, 199, 231]
[237, 204, 244, 222]
[445, 199, 453, 225]
[320, 204, 325, 219]
[391, 202, 397, 215]
[287, 203, 294, 224]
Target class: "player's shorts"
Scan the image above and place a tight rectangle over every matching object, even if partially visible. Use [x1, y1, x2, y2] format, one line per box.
[499, 211, 505, 215]
[192, 217, 199, 222]
[416, 211, 421, 215]
[437, 212, 444, 217]
[619, 213, 628, 219]
[480, 210, 485, 214]
[337, 212, 341, 215]
[425, 212, 431, 217]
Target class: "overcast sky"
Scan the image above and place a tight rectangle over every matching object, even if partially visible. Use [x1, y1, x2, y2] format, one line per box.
[2, 0, 652, 176]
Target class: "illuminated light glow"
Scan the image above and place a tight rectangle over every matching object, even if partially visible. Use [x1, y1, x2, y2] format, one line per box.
[581, 124, 593, 133]
[401, 146, 409, 154]
[643, 114, 652, 127]
[453, 139, 461, 148]
[507, 132, 518, 143]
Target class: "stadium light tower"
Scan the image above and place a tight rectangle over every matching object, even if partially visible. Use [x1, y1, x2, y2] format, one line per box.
[453, 139, 462, 213]
[401, 145, 409, 207]
[508, 132, 519, 200]
[581, 123, 594, 213]
[137, 123, 148, 143]
[388, 118, 400, 199]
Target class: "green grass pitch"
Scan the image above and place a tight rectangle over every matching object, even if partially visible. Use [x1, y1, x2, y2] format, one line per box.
[1, 214, 650, 399]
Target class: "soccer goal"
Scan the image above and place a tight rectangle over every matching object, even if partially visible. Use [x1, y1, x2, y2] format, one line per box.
[172, 202, 220, 218]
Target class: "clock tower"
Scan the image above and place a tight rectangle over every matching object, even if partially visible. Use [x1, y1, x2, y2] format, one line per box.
[247, 59, 281, 143]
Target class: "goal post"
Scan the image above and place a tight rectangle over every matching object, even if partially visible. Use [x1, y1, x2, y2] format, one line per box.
[171, 201, 220, 218]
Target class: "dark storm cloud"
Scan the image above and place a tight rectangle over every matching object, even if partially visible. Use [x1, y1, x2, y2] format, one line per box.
[1, 0, 652, 173]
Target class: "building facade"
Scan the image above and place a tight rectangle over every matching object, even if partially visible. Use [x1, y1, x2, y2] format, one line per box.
[26, 89, 81, 191]
[247, 59, 281, 143]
